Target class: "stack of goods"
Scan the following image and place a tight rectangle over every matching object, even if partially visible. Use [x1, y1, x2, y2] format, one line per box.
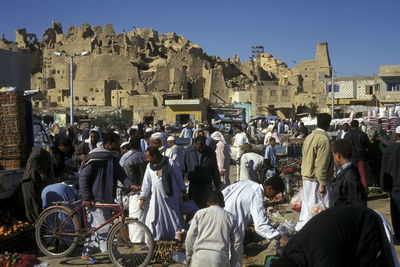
[152, 240, 184, 264]
[0, 253, 40, 267]
[0, 89, 27, 170]
[0, 210, 33, 252]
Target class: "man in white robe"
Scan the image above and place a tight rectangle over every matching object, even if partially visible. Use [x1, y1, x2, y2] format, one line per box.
[186, 191, 241, 267]
[239, 151, 268, 182]
[139, 146, 186, 240]
[165, 136, 184, 171]
[223, 177, 286, 265]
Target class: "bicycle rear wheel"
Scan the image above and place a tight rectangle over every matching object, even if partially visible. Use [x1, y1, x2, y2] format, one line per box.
[107, 218, 155, 267]
[35, 207, 80, 257]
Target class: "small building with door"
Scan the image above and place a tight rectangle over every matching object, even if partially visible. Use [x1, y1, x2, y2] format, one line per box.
[164, 99, 208, 126]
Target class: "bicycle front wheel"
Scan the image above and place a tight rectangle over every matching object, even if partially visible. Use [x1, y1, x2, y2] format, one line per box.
[107, 218, 155, 267]
[35, 207, 80, 257]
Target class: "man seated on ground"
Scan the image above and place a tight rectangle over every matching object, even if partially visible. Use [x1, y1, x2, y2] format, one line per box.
[331, 139, 367, 207]
[223, 176, 286, 266]
[270, 205, 398, 267]
[185, 191, 241, 267]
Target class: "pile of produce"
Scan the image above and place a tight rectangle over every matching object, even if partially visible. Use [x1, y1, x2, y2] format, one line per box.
[0, 253, 39, 267]
[0, 210, 31, 239]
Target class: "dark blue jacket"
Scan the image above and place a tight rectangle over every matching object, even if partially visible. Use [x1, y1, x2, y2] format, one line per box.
[79, 148, 133, 202]
[183, 145, 220, 189]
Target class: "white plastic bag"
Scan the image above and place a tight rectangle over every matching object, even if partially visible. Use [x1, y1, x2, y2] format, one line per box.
[290, 189, 303, 212]
[311, 200, 326, 215]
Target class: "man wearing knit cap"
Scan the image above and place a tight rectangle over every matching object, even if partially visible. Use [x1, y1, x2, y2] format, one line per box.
[119, 141, 132, 167]
[165, 136, 184, 171]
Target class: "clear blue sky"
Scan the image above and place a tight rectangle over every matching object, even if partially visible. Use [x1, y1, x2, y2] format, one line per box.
[1, 0, 399, 77]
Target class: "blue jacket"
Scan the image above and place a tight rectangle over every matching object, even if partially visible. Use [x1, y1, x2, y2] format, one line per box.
[183, 145, 220, 189]
[79, 147, 133, 202]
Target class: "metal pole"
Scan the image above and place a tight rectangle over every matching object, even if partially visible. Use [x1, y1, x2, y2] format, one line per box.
[69, 56, 74, 125]
[331, 68, 334, 119]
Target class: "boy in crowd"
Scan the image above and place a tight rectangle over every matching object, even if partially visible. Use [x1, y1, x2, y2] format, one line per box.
[331, 139, 367, 207]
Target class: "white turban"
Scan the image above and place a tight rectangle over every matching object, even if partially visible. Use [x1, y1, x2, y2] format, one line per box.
[211, 131, 226, 144]
[151, 132, 165, 140]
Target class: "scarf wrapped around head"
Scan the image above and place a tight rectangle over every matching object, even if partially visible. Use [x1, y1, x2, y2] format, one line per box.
[211, 131, 226, 144]
[150, 156, 173, 196]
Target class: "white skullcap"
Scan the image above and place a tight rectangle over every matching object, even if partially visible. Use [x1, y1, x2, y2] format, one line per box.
[151, 132, 165, 140]
[131, 125, 138, 130]
[113, 130, 120, 136]
[145, 128, 153, 133]
[167, 136, 175, 141]
[120, 141, 129, 148]
[396, 126, 400, 134]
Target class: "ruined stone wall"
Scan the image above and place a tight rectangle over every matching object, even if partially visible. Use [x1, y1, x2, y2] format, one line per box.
[1, 22, 333, 120]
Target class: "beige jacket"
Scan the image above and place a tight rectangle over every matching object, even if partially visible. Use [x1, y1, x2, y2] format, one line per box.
[301, 129, 334, 185]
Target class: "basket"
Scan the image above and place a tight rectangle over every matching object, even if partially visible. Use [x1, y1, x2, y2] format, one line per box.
[151, 240, 184, 263]
[0, 226, 34, 253]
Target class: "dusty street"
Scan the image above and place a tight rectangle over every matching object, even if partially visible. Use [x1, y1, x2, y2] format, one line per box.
[33, 165, 399, 266]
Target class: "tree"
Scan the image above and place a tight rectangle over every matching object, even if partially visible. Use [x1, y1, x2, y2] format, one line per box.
[91, 113, 131, 132]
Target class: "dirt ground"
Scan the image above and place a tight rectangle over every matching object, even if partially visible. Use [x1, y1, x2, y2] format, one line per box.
[32, 165, 400, 266]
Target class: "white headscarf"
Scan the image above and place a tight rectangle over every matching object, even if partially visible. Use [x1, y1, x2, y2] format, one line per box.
[211, 131, 226, 144]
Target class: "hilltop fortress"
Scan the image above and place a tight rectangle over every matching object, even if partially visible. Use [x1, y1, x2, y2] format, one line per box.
[0, 22, 333, 122]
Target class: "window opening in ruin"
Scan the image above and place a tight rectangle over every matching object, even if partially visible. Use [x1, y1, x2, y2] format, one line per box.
[386, 82, 400, 92]
[92, 97, 95, 101]
[75, 96, 79, 100]
[270, 90, 276, 96]
[374, 84, 380, 91]
[365, 85, 374, 95]
[282, 90, 288, 96]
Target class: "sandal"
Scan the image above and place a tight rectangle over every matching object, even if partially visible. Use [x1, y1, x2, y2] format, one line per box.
[81, 255, 97, 264]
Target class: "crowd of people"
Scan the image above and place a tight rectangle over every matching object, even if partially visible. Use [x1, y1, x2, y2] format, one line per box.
[20, 114, 400, 266]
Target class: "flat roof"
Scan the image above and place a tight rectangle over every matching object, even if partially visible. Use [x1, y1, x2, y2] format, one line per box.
[165, 99, 201, 105]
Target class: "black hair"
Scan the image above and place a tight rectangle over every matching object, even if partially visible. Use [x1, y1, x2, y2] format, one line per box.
[128, 128, 137, 137]
[144, 131, 153, 139]
[269, 137, 276, 143]
[194, 135, 207, 144]
[317, 113, 331, 130]
[208, 125, 216, 135]
[146, 146, 162, 158]
[129, 136, 141, 150]
[103, 130, 120, 145]
[264, 176, 285, 193]
[263, 158, 272, 168]
[236, 125, 243, 131]
[350, 120, 359, 128]
[332, 139, 353, 160]
[207, 191, 225, 207]
[121, 142, 130, 150]
[57, 137, 72, 148]
[270, 257, 298, 267]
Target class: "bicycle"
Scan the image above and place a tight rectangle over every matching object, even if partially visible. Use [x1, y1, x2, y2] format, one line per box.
[35, 186, 155, 266]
